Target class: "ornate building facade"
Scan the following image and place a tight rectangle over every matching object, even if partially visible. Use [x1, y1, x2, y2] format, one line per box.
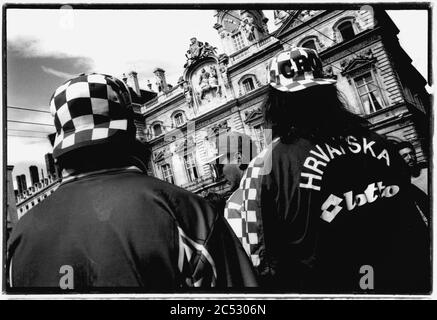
[135, 9, 429, 195]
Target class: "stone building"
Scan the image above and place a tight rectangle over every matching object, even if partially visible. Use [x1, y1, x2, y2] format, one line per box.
[136, 9, 429, 195]
[15, 175, 60, 220]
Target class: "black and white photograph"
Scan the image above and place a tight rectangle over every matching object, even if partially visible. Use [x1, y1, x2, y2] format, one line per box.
[2, 1, 433, 301]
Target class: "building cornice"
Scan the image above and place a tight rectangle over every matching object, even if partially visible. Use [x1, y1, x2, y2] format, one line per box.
[142, 91, 185, 117]
[319, 27, 382, 60]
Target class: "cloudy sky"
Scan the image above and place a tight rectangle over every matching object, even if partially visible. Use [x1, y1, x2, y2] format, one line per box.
[6, 7, 429, 188]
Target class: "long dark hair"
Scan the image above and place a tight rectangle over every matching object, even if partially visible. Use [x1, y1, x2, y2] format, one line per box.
[263, 84, 370, 143]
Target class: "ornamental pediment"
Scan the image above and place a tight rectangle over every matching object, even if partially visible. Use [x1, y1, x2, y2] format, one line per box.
[340, 49, 376, 75]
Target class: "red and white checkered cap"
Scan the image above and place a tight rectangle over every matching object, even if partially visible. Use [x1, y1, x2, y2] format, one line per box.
[269, 47, 336, 92]
[49, 73, 136, 158]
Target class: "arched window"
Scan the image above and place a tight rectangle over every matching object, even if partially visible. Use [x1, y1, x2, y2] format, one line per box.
[301, 39, 317, 51]
[172, 111, 185, 127]
[153, 123, 163, 137]
[242, 78, 255, 93]
[338, 21, 355, 42]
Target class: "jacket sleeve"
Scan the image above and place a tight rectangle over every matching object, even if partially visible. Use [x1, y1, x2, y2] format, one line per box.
[172, 192, 258, 288]
[239, 150, 277, 284]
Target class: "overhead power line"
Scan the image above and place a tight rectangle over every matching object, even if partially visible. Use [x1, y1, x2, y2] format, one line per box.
[7, 120, 54, 127]
[7, 106, 51, 114]
[8, 134, 50, 139]
[8, 129, 54, 134]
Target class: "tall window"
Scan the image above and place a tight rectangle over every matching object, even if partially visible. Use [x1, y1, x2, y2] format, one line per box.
[253, 124, 265, 150]
[174, 113, 184, 127]
[242, 78, 255, 94]
[232, 32, 245, 51]
[161, 163, 174, 184]
[301, 39, 317, 51]
[153, 124, 162, 137]
[338, 21, 355, 42]
[354, 72, 385, 114]
[183, 153, 198, 183]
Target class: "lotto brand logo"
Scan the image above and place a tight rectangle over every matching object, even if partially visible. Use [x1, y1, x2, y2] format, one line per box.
[321, 181, 400, 223]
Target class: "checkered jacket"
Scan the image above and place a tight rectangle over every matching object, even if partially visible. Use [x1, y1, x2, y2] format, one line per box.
[225, 138, 281, 275]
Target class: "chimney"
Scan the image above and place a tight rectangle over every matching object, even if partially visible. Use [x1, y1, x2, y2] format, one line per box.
[129, 71, 141, 96]
[153, 68, 168, 93]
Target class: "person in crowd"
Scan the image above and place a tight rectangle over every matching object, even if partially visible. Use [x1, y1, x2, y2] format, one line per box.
[238, 47, 430, 293]
[208, 131, 259, 265]
[7, 73, 257, 291]
[396, 140, 429, 226]
[396, 141, 428, 194]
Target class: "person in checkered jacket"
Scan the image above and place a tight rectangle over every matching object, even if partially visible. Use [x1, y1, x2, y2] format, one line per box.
[206, 131, 260, 267]
[239, 47, 430, 293]
[7, 73, 257, 291]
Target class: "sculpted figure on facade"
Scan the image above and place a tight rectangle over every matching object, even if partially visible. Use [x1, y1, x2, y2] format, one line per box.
[199, 68, 211, 99]
[184, 37, 204, 68]
[203, 42, 218, 56]
[240, 14, 256, 42]
[198, 65, 222, 101]
[184, 38, 218, 68]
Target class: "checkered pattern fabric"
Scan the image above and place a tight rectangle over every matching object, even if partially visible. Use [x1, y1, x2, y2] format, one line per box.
[237, 138, 281, 268]
[224, 189, 254, 263]
[49, 73, 135, 158]
[269, 47, 336, 92]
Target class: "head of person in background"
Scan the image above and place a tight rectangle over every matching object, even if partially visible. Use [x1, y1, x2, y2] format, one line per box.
[396, 141, 419, 174]
[396, 140, 428, 196]
[208, 131, 258, 193]
[49, 73, 150, 176]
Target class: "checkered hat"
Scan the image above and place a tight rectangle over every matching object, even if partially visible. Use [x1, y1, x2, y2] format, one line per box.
[269, 47, 336, 92]
[49, 73, 136, 158]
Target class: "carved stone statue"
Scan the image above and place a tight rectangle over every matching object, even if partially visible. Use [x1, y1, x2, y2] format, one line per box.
[184, 38, 204, 68]
[199, 68, 211, 99]
[184, 38, 218, 68]
[218, 55, 230, 89]
[189, 37, 204, 59]
[203, 42, 217, 56]
[183, 81, 194, 108]
[208, 66, 219, 87]
[240, 15, 256, 42]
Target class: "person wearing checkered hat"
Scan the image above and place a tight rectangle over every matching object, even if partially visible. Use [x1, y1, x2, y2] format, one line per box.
[7, 73, 258, 291]
[238, 47, 430, 292]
